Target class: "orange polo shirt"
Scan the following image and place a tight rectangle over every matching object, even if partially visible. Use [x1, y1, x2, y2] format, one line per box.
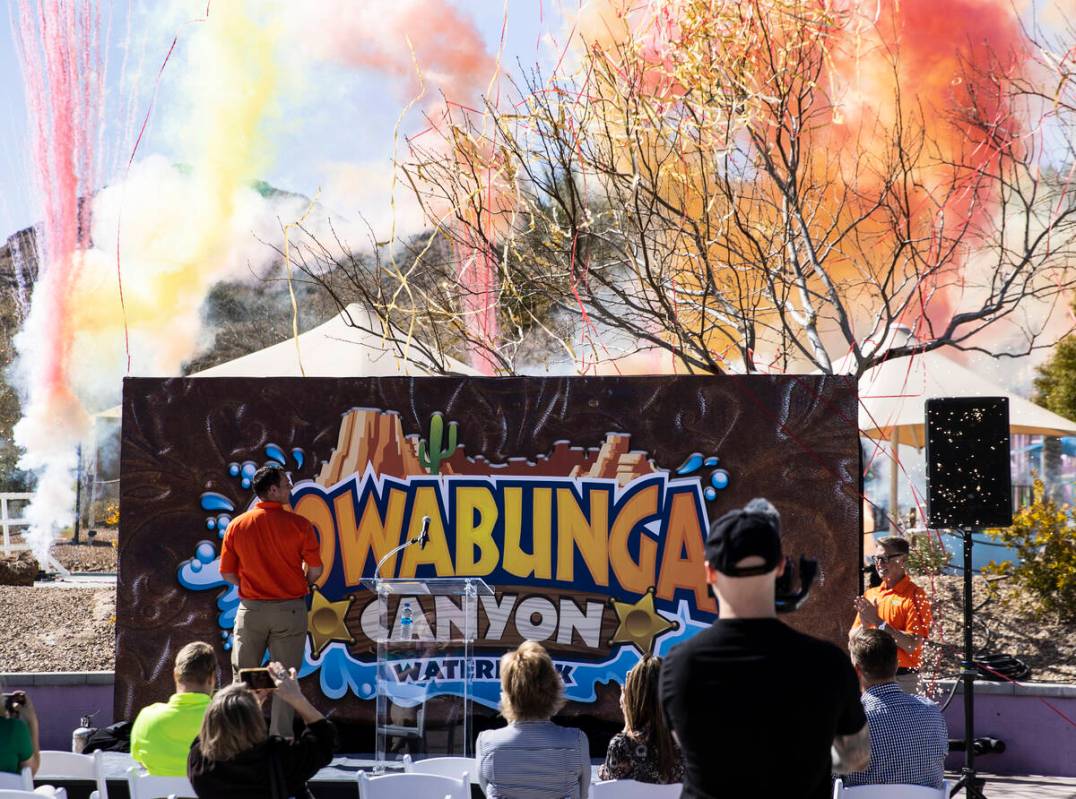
[219, 501, 322, 600]
[853, 574, 932, 670]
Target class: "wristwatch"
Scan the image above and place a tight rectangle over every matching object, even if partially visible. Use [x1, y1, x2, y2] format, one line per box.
[878, 621, 889, 631]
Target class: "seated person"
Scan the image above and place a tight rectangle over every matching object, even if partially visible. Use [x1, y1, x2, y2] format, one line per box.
[188, 662, 336, 799]
[843, 628, 948, 789]
[598, 656, 684, 784]
[477, 641, 590, 799]
[0, 690, 39, 777]
[131, 641, 217, 775]
[0, 691, 64, 797]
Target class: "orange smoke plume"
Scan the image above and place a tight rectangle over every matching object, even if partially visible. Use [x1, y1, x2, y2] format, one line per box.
[574, 0, 1030, 355]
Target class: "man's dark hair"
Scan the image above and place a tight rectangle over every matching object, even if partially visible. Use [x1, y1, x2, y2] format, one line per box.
[876, 535, 910, 556]
[252, 464, 285, 499]
[849, 628, 899, 682]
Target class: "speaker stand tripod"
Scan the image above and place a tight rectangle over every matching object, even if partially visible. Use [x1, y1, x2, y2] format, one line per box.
[949, 528, 986, 799]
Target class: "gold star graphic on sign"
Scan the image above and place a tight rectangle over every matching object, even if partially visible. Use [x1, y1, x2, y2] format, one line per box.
[307, 588, 355, 657]
[609, 587, 677, 657]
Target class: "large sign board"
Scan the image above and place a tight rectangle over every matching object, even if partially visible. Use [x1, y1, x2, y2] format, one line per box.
[117, 376, 860, 729]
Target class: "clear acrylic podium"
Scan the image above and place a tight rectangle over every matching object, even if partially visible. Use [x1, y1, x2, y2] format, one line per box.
[359, 576, 494, 770]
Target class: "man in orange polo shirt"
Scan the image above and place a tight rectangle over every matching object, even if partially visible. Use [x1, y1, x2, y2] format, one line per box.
[852, 536, 932, 694]
[220, 463, 323, 737]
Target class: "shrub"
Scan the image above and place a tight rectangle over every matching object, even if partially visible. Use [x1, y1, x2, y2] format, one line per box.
[984, 478, 1076, 622]
[906, 531, 951, 576]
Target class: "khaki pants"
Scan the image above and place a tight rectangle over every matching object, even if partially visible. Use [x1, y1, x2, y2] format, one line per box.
[232, 597, 308, 737]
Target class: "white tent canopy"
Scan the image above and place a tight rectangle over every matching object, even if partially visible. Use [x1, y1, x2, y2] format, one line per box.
[832, 329, 1076, 522]
[190, 303, 475, 378]
[845, 350, 1076, 449]
[96, 303, 475, 419]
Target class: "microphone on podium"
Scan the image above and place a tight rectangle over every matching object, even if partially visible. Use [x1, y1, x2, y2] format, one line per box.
[373, 515, 432, 578]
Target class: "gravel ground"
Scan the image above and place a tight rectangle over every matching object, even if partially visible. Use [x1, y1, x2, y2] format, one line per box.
[0, 586, 115, 671]
[0, 573, 1071, 680]
[920, 574, 1076, 684]
[50, 541, 117, 573]
[51, 528, 117, 573]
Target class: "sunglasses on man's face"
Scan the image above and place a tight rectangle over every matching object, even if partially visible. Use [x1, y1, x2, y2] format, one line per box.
[873, 554, 905, 565]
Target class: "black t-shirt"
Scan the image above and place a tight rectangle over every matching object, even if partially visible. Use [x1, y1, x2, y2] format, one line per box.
[188, 718, 337, 799]
[660, 618, 866, 799]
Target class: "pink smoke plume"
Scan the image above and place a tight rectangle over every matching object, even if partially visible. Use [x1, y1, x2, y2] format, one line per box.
[299, 0, 496, 106]
[13, 0, 105, 557]
[297, 0, 503, 374]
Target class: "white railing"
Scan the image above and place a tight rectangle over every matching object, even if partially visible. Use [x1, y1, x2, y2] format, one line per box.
[0, 492, 70, 578]
[0, 492, 33, 557]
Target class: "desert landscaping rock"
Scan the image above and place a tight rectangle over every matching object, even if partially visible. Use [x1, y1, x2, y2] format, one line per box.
[0, 552, 39, 587]
[50, 541, 117, 573]
[0, 586, 114, 671]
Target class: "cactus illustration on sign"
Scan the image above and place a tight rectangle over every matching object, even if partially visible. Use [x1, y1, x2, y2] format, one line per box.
[418, 412, 459, 474]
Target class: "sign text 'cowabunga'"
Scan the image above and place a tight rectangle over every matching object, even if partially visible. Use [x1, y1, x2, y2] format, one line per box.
[117, 376, 860, 729]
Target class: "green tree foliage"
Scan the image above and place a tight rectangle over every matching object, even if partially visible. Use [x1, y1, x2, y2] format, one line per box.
[0, 233, 33, 490]
[984, 477, 1076, 622]
[1033, 334, 1076, 420]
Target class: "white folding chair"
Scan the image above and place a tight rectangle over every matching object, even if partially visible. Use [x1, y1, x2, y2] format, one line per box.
[36, 751, 108, 799]
[592, 779, 684, 798]
[402, 754, 477, 784]
[0, 769, 33, 791]
[832, 778, 950, 798]
[357, 770, 469, 799]
[125, 767, 197, 799]
[382, 682, 429, 754]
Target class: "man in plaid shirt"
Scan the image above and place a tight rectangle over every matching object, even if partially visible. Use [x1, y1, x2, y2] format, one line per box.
[843, 628, 948, 789]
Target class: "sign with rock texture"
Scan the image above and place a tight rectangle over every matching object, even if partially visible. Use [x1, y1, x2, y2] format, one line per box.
[116, 376, 860, 736]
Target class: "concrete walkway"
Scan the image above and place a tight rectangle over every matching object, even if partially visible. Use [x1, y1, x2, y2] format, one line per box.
[33, 573, 116, 588]
[960, 774, 1076, 798]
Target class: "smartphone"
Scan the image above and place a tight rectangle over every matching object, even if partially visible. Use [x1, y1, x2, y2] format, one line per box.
[238, 668, 276, 691]
[3, 692, 23, 714]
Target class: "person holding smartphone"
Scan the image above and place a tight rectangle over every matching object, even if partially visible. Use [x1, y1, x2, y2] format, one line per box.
[0, 690, 39, 777]
[188, 661, 336, 799]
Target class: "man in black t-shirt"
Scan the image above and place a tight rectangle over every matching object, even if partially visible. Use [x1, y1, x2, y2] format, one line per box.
[660, 498, 870, 799]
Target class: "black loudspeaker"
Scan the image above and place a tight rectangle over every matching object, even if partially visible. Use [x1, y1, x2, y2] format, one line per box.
[925, 397, 1013, 529]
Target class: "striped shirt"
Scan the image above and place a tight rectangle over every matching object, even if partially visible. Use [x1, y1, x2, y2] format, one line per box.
[843, 682, 948, 789]
[477, 720, 590, 799]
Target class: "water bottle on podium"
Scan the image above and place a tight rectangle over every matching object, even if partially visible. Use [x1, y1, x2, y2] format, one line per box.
[400, 601, 415, 640]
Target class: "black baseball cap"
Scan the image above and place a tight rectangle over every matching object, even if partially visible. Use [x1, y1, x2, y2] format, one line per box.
[705, 498, 783, 576]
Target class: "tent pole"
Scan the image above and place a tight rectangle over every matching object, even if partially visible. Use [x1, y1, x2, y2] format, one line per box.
[889, 427, 900, 531]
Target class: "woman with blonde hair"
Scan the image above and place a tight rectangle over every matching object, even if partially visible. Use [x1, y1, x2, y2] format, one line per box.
[597, 656, 684, 784]
[187, 662, 336, 799]
[476, 640, 590, 799]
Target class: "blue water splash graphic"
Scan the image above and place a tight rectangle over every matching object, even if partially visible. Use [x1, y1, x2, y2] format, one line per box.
[200, 493, 235, 512]
[291, 448, 305, 469]
[675, 452, 703, 475]
[673, 452, 728, 502]
[265, 443, 287, 465]
[178, 540, 240, 633]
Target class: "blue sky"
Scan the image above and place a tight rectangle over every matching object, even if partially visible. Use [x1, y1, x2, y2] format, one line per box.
[0, 0, 564, 238]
